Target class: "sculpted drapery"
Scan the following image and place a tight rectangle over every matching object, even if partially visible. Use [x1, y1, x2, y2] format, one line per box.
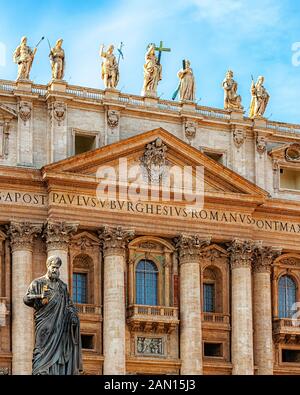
[24, 256, 82, 375]
[13, 36, 36, 80]
[249, 76, 270, 118]
[100, 44, 119, 89]
[142, 44, 162, 97]
[177, 60, 196, 102]
[222, 70, 243, 110]
[50, 39, 65, 80]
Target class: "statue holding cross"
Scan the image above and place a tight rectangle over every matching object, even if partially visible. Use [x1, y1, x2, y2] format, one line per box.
[141, 41, 170, 97]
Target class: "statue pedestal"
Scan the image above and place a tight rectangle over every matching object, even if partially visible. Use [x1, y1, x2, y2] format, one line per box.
[229, 109, 244, 121]
[144, 96, 158, 106]
[48, 80, 67, 93]
[253, 117, 267, 129]
[15, 80, 33, 92]
[181, 101, 196, 112]
[104, 89, 120, 100]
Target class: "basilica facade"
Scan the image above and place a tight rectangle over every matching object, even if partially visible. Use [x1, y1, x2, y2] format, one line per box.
[0, 78, 300, 375]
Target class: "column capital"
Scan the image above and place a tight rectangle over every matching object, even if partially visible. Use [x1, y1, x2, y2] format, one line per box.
[253, 245, 282, 273]
[175, 234, 211, 264]
[43, 221, 78, 251]
[228, 238, 255, 269]
[98, 226, 135, 257]
[7, 221, 43, 252]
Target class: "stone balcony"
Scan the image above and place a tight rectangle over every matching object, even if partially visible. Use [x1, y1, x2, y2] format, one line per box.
[273, 318, 300, 343]
[127, 304, 179, 333]
[202, 312, 231, 330]
[75, 303, 102, 323]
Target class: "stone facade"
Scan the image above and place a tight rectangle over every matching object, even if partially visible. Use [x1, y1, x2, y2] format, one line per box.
[0, 79, 300, 375]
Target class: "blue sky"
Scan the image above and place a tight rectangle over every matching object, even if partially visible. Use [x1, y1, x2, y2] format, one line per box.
[0, 0, 300, 124]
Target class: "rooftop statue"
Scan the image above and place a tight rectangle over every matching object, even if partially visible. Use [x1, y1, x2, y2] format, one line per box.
[222, 70, 243, 110]
[141, 44, 162, 97]
[100, 44, 119, 89]
[24, 256, 82, 375]
[177, 59, 196, 102]
[13, 36, 40, 81]
[49, 38, 65, 80]
[249, 76, 270, 118]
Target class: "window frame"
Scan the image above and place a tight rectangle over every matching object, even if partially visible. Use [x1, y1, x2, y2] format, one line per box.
[278, 274, 297, 319]
[135, 259, 159, 306]
[73, 271, 89, 304]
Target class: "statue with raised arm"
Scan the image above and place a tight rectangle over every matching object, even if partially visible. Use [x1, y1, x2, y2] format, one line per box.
[249, 76, 270, 118]
[222, 70, 243, 110]
[100, 44, 119, 89]
[24, 256, 82, 375]
[13, 36, 37, 80]
[141, 44, 162, 97]
[177, 60, 196, 102]
[50, 38, 65, 80]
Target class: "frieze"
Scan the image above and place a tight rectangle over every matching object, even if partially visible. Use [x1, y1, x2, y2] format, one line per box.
[136, 337, 164, 356]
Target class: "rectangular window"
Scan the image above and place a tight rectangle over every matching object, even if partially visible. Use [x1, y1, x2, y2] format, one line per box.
[73, 273, 87, 304]
[282, 349, 300, 363]
[280, 168, 300, 191]
[203, 151, 224, 165]
[75, 134, 96, 155]
[204, 343, 223, 357]
[203, 283, 215, 312]
[81, 334, 94, 350]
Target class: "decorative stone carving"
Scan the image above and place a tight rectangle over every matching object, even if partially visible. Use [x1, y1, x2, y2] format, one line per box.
[44, 221, 78, 251]
[18, 101, 32, 125]
[201, 245, 228, 262]
[249, 76, 270, 118]
[136, 337, 163, 355]
[285, 144, 300, 162]
[140, 138, 168, 184]
[222, 70, 243, 110]
[227, 239, 254, 269]
[49, 102, 67, 126]
[0, 367, 9, 375]
[175, 234, 211, 263]
[280, 257, 300, 266]
[256, 136, 267, 155]
[233, 128, 246, 149]
[71, 235, 99, 252]
[184, 121, 197, 143]
[253, 245, 281, 273]
[107, 110, 119, 129]
[98, 225, 134, 257]
[7, 221, 43, 252]
[50, 39, 65, 80]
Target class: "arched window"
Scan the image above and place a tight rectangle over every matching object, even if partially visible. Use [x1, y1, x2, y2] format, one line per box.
[136, 260, 158, 306]
[278, 275, 297, 318]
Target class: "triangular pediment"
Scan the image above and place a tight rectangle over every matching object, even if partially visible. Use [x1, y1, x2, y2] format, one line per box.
[269, 143, 300, 163]
[0, 104, 17, 119]
[42, 128, 268, 205]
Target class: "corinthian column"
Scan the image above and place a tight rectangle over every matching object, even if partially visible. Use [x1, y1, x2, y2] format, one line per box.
[175, 234, 210, 375]
[8, 222, 42, 375]
[43, 221, 78, 285]
[228, 239, 254, 375]
[253, 245, 281, 375]
[99, 226, 134, 375]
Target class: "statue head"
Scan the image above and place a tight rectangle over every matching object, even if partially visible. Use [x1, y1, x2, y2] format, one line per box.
[226, 70, 234, 79]
[147, 44, 155, 56]
[185, 59, 191, 68]
[56, 38, 63, 48]
[46, 256, 62, 281]
[108, 44, 114, 53]
[21, 36, 27, 46]
[257, 76, 264, 84]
